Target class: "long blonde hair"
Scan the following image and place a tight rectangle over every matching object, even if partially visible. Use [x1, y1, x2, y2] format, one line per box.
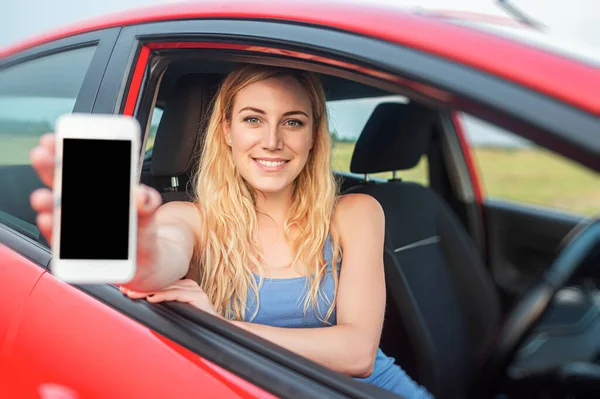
[190, 64, 341, 323]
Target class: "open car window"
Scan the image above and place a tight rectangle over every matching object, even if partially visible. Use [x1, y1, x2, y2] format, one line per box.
[327, 95, 428, 185]
[145, 96, 429, 185]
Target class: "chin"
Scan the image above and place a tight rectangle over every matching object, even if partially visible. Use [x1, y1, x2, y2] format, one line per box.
[249, 179, 294, 195]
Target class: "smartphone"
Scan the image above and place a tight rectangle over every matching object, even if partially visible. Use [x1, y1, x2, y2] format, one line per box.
[50, 113, 140, 284]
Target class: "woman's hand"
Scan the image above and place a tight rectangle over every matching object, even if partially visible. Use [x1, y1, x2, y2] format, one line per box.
[29, 133, 163, 267]
[120, 279, 221, 318]
[29, 132, 198, 292]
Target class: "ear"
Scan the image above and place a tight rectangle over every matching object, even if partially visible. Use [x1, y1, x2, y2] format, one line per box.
[224, 119, 232, 147]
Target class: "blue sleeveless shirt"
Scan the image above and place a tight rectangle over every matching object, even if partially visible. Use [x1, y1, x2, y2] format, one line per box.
[245, 235, 433, 398]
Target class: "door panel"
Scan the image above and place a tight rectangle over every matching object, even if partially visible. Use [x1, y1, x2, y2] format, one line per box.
[457, 112, 600, 302]
[1, 272, 274, 399]
[0, 246, 44, 362]
[484, 199, 583, 298]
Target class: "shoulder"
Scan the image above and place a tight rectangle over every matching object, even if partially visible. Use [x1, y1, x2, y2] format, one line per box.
[333, 194, 385, 241]
[333, 193, 384, 222]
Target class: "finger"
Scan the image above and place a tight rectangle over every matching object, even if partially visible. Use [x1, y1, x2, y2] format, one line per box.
[137, 186, 163, 232]
[30, 145, 55, 188]
[36, 213, 53, 243]
[40, 132, 56, 153]
[146, 289, 194, 304]
[125, 289, 154, 299]
[136, 185, 162, 216]
[30, 188, 53, 213]
[118, 285, 154, 298]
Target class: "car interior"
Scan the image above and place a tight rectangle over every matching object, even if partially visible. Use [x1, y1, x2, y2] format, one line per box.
[2, 51, 600, 399]
[143, 72, 502, 398]
[130, 53, 600, 399]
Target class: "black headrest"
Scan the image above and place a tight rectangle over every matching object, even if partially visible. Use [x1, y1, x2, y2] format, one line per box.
[151, 74, 221, 177]
[350, 102, 438, 174]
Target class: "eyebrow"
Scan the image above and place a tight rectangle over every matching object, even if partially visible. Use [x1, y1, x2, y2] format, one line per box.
[238, 107, 309, 118]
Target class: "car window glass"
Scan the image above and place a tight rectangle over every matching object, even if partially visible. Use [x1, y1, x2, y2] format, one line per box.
[0, 45, 97, 242]
[328, 95, 428, 185]
[145, 107, 162, 153]
[461, 113, 600, 216]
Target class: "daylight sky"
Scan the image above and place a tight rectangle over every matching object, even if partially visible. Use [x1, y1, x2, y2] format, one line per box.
[2, 0, 599, 48]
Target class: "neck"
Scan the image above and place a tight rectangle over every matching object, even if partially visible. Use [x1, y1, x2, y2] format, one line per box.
[254, 185, 294, 228]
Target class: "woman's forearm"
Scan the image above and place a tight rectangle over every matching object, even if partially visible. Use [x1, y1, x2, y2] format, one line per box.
[125, 225, 191, 292]
[231, 321, 377, 378]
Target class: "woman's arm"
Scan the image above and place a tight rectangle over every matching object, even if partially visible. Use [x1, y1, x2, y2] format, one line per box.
[232, 194, 386, 378]
[122, 200, 201, 292]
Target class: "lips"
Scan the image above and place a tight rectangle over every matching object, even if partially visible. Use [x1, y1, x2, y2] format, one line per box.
[255, 159, 287, 167]
[252, 157, 290, 171]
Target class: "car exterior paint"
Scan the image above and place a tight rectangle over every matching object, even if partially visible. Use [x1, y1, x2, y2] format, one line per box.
[0, 266, 275, 399]
[1, 1, 599, 398]
[2, 0, 599, 114]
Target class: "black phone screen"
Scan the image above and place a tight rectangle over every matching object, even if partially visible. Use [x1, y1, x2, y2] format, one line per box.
[59, 138, 132, 260]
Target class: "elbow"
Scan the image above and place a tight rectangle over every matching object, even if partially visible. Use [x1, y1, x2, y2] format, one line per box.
[348, 349, 377, 378]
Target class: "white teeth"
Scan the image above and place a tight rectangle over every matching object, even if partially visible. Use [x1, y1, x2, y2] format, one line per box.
[256, 159, 286, 167]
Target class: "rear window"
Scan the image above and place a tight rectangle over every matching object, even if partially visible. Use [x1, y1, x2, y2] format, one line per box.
[327, 95, 428, 185]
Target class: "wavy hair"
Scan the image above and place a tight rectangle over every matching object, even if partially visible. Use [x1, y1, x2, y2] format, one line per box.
[189, 64, 342, 323]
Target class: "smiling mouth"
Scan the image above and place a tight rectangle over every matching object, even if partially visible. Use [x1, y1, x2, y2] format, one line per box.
[253, 158, 290, 167]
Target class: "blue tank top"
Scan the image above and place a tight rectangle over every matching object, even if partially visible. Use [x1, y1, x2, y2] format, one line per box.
[245, 235, 433, 399]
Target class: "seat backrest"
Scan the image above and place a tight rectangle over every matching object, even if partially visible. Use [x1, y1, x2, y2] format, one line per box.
[345, 102, 501, 399]
[149, 74, 221, 203]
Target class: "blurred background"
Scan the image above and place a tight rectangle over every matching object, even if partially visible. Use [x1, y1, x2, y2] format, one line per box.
[2, 0, 599, 216]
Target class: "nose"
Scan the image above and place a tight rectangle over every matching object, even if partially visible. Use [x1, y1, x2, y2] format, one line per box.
[261, 124, 283, 151]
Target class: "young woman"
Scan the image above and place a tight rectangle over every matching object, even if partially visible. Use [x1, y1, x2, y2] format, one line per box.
[30, 64, 433, 398]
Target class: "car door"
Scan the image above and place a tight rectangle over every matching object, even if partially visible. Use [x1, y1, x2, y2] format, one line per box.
[0, 21, 389, 398]
[454, 112, 600, 301]
[0, 30, 117, 394]
[0, 29, 277, 399]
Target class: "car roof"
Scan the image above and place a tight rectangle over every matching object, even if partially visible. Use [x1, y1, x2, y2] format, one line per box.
[2, 0, 599, 115]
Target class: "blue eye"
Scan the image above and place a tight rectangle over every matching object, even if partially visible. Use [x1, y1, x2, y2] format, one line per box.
[285, 119, 304, 127]
[244, 116, 261, 124]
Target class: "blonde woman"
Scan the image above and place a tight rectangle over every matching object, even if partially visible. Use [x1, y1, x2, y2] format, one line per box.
[30, 64, 433, 398]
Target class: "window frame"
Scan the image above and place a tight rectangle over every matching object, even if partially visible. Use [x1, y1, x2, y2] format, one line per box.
[83, 17, 600, 398]
[0, 28, 121, 263]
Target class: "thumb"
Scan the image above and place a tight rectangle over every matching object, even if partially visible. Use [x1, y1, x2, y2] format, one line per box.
[136, 185, 162, 224]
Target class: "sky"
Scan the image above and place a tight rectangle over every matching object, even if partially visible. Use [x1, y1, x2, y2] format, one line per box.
[2, 0, 599, 48]
[1, 0, 598, 146]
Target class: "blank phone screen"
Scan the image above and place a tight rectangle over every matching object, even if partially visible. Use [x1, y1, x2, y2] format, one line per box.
[59, 138, 132, 260]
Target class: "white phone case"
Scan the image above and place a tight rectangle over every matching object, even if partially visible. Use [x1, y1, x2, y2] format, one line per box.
[50, 113, 140, 284]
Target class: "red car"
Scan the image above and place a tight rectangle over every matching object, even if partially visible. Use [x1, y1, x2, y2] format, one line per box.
[1, 1, 599, 398]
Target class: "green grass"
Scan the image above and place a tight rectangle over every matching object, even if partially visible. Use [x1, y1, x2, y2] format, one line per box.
[0, 134, 40, 165]
[2, 136, 599, 216]
[332, 141, 428, 184]
[473, 147, 600, 216]
[332, 141, 600, 216]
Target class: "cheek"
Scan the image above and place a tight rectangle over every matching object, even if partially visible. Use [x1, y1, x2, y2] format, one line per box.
[230, 127, 257, 152]
[290, 133, 314, 156]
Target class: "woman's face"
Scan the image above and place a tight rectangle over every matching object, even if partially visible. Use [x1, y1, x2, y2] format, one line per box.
[224, 75, 314, 196]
